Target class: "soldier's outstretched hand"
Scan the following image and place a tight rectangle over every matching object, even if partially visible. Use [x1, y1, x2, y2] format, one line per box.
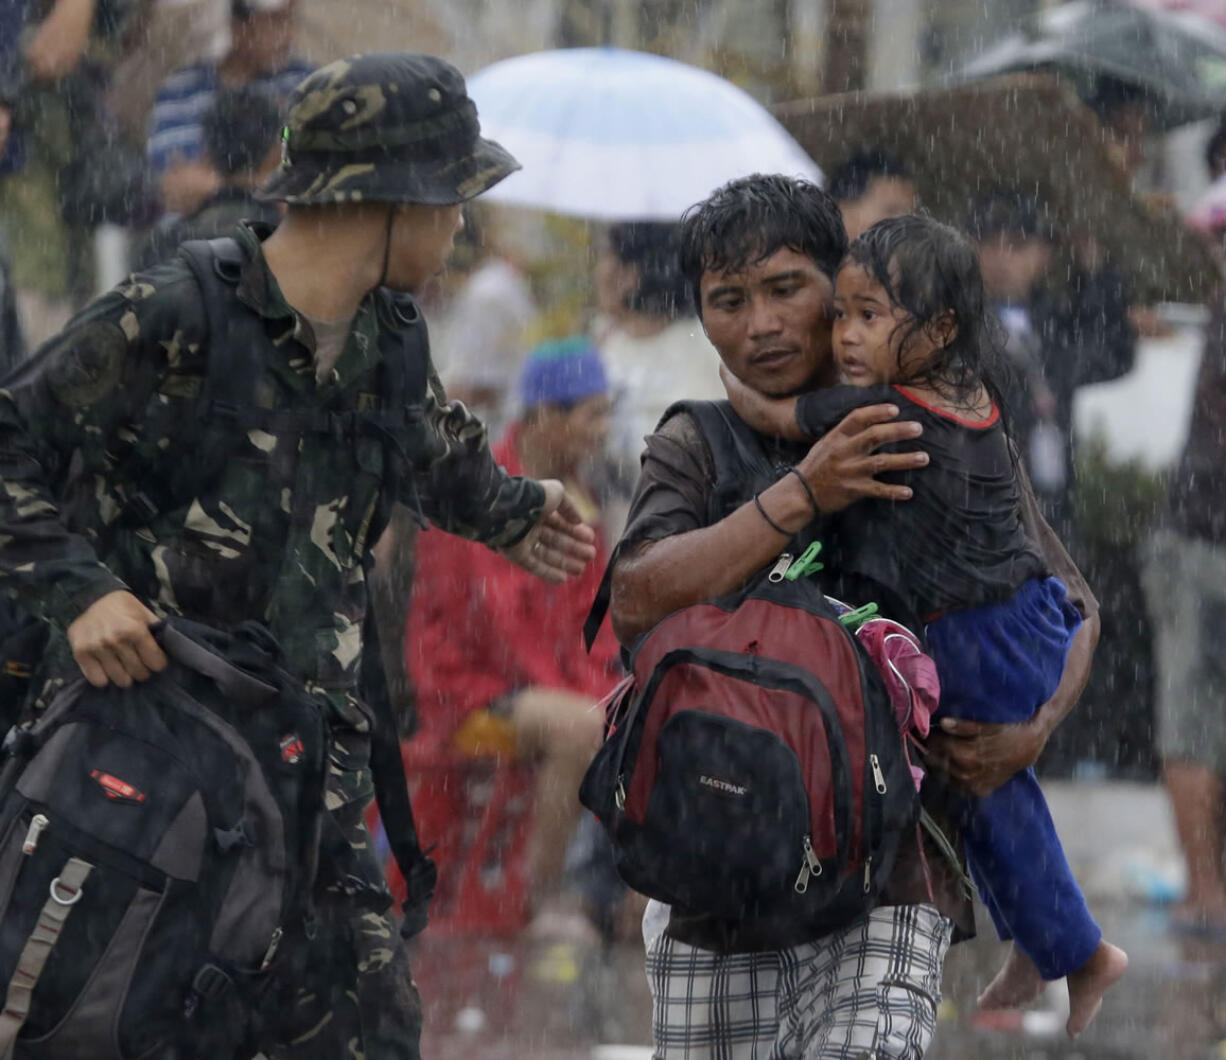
[67, 590, 168, 688]
[503, 479, 597, 584]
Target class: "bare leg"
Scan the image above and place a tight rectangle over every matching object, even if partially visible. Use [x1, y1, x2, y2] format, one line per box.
[1065, 940, 1129, 1038]
[977, 943, 1044, 1011]
[1163, 759, 1226, 925]
[509, 686, 604, 898]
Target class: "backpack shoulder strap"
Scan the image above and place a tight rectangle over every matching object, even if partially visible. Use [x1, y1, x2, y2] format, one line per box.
[372, 287, 430, 410]
[670, 399, 781, 524]
[360, 581, 436, 939]
[583, 399, 784, 649]
[113, 239, 252, 529]
[177, 237, 250, 409]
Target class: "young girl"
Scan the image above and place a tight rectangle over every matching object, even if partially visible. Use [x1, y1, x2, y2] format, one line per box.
[725, 213, 1127, 1038]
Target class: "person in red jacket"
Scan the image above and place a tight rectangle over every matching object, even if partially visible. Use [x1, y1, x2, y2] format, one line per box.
[408, 337, 620, 919]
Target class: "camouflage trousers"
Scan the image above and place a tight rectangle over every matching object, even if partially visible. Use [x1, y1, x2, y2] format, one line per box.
[262, 900, 423, 1060]
[262, 763, 423, 1060]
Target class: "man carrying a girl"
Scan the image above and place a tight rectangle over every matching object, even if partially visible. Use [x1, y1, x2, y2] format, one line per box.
[607, 174, 1121, 1057]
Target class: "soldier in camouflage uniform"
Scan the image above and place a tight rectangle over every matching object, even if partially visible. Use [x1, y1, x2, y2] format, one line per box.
[0, 51, 597, 1058]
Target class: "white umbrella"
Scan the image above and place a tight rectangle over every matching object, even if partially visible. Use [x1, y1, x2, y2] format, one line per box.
[466, 47, 823, 221]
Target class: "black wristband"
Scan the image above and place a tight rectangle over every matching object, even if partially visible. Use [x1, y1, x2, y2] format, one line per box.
[754, 492, 791, 537]
[787, 467, 820, 516]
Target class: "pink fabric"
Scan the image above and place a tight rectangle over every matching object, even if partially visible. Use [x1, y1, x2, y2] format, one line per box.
[406, 428, 622, 751]
[1189, 174, 1226, 234]
[853, 617, 941, 790]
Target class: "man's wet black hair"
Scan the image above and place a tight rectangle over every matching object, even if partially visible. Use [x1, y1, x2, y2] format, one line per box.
[203, 86, 282, 178]
[607, 221, 692, 318]
[678, 174, 847, 314]
[846, 212, 1014, 414]
[827, 149, 912, 204]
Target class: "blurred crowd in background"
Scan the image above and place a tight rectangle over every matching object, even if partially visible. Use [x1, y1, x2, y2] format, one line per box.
[6, 0, 1226, 941]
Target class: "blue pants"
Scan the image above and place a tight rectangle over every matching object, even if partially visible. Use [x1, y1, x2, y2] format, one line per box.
[926, 577, 1099, 981]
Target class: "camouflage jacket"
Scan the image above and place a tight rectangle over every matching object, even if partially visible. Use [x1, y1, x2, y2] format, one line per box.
[0, 223, 545, 734]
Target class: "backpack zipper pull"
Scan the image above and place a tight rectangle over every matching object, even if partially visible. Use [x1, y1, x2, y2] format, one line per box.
[259, 926, 283, 972]
[615, 775, 626, 812]
[863, 856, 873, 894]
[870, 754, 887, 795]
[22, 813, 48, 855]
[768, 553, 794, 583]
[794, 834, 822, 894]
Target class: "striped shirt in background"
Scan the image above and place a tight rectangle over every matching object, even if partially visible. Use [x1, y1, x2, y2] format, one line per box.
[146, 59, 314, 178]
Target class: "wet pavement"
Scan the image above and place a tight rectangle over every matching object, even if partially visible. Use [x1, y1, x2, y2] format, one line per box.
[411, 782, 1226, 1058]
[412, 898, 1226, 1059]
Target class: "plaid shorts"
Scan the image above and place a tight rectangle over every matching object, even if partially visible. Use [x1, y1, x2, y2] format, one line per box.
[646, 904, 952, 1060]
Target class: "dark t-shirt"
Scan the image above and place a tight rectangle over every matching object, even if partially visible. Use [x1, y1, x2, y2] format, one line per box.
[1168, 295, 1226, 545]
[796, 384, 1046, 623]
[618, 406, 1097, 954]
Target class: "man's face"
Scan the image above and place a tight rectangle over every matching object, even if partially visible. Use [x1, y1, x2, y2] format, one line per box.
[232, 5, 295, 72]
[386, 203, 464, 293]
[594, 241, 636, 319]
[839, 176, 918, 241]
[537, 394, 612, 467]
[699, 247, 836, 398]
[976, 234, 1050, 304]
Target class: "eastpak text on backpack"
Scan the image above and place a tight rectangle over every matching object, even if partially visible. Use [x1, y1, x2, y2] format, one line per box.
[579, 401, 918, 932]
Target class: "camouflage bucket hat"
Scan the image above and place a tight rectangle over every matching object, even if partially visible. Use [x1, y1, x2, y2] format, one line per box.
[258, 52, 520, 207]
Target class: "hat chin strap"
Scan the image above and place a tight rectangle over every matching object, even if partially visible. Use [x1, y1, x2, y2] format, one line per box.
[377, 205, 396, 289]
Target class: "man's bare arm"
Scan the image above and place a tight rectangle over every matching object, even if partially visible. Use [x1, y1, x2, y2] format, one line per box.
[611, 404, 928, 643]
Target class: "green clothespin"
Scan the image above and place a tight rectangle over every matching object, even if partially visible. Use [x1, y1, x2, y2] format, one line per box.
[838, 601, 879, 630]
[784, 541, 824, 581]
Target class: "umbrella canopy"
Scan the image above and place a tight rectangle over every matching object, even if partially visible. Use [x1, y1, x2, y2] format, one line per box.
[775, 74, 1218, 305]
[466, 47, 822, 221]
[954, 0, 1226, 129]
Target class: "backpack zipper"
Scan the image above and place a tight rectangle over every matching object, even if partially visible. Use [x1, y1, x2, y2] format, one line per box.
[259, 926, 283, 972]
[22, 813, 49, 855]
[768, 553, 794, 583]
[869, 754, 887, 795]
[863, 855, 872, 893]
[793, 834, 822, 894]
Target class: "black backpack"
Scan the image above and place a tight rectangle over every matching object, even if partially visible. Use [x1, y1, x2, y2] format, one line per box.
[582, 401, 919, 932]
[0, 618, 329, 1059]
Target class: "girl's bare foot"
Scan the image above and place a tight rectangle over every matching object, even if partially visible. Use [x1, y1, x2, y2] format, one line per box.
[977, 943, 1044, 1011]
[1065, 940, 1129, 1039]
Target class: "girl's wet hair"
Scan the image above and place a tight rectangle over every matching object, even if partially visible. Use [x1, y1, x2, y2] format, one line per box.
[844, 213, 1013, 409]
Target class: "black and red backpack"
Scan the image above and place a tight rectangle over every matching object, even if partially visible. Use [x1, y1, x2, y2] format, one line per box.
[580, 401, 919, 931]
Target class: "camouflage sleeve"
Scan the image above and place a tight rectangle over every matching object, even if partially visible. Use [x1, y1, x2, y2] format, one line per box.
[0, 267, 197, 629]
[409, 365, 545, 548]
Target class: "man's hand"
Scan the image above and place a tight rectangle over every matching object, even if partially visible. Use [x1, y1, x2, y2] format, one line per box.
[67, 590, 168, 689]
[795, 403, 927, 512]
[159, 159, 222, 216]
[24, 0, 95, 82]
[922, 715, 1048, 798]
[720, 365, 807, 442]
[503, 479, 597, 584]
